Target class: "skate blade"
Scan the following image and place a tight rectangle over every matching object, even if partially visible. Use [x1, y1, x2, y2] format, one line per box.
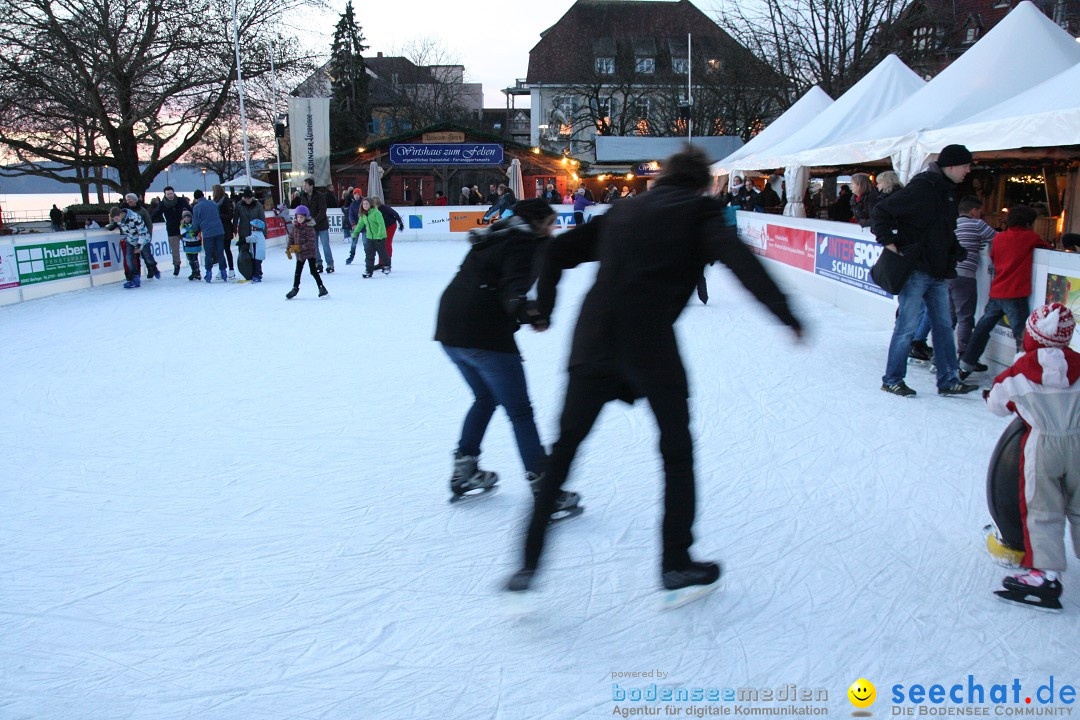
[993, 590, 1062, 612]
[449, 486, 498, 504]
[499, 589, 539, 617]
[659, 580, 720, 611]
[548, 506, 584, 525]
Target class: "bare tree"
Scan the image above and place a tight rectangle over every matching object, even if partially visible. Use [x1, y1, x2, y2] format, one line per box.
[716, 0, 925, 103]
[0, 0, 315, 198]
[378, 37, 482, 131]
[184, 96, 276, 184]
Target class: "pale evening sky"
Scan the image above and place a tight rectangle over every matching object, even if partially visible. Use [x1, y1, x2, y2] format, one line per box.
[307, 0, 717, 108]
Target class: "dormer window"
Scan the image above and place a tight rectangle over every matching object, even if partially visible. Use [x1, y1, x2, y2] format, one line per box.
[632, 37, 656, 75]
[593, 38, 616, 75]
[964, 26, 979, 43]
[672, 57, 688, 73]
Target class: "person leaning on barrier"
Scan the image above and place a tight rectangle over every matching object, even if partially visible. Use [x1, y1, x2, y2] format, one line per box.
[871, 143, 979, 398]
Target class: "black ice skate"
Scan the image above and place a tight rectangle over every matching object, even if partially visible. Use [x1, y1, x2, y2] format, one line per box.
[660, 561, 722, 610]
[529, 472, 583, 525]
[449, 452, 499, 503]
[995, 569, 1063, 612]
[908, 340, 933, 364]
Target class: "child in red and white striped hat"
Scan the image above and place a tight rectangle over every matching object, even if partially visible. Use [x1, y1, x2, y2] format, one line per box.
[984, 302, 1079, 611]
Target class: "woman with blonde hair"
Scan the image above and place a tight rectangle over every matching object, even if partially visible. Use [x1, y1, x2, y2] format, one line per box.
[876, 171, 902, 195]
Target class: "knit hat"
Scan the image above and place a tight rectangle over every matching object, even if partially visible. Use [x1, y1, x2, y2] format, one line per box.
[181, 210, 192, 219]
[242, 188, 253, 198]
[294, 205, 310, 217]
[511, 198, 555, 225]
[937, 144, 973, 167]
[1026, 303, 1075, 348]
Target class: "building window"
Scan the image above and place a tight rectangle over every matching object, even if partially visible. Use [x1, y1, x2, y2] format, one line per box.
[594, 100, 613, 132]
[595, 57, 615, 74]
[672, 57, 689, 74]
[963, 26, 979, 43]
[635, 57, 655, 74]
[706, 58, 723, 74]
[913, 26, 933, 50]
[551, 96, 576, 136]
[993, 0, 1009, 7]
[634, 99, 650, 135]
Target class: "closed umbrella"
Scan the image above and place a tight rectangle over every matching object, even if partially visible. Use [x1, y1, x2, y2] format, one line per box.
[507, 158, 523, 199]
[367, 161, 385, 201]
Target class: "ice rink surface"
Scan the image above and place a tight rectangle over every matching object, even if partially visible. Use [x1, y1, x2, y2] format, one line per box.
[2, 239, 1076, 719]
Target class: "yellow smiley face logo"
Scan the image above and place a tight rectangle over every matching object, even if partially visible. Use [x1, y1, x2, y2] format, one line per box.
[848, 679, 876, 708]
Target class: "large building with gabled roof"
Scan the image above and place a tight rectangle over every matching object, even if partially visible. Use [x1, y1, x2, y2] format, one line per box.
[524, 0, 777, 161]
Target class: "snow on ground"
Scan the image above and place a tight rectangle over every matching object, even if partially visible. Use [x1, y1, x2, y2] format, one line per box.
[1, 239, 1076, 720]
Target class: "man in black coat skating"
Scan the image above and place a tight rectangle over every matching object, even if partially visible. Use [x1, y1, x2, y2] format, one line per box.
[507, 146, 804, 599]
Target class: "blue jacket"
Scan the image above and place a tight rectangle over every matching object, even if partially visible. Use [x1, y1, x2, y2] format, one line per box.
[190, 197, 225, 238]
[346, 198, 362, 232]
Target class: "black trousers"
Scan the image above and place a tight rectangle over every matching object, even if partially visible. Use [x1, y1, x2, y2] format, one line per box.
[524, 362, 696, 573]
[293, 258, 324, 288]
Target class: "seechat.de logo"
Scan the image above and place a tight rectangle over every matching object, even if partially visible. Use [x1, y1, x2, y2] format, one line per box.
[849, 678, 877, 716]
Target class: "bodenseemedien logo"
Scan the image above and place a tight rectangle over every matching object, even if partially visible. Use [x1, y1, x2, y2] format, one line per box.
[849, 678, 876, 717]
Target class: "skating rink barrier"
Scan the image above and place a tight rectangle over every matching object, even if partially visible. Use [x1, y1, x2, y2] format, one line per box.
[4, 206, 1078, 363]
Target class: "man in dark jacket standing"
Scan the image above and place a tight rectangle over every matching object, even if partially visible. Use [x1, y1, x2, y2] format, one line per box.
[506, 147, 804, 604]
[871, 144, 979, 398]
[152, 186, 191, 276]
[234, 189, 266, 245]
[300, 177, 334, 273]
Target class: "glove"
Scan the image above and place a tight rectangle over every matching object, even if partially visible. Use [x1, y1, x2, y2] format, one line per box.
[516, 300, 549, 330]
[398, 223, 404, 232]
[286, 244, 299, 259]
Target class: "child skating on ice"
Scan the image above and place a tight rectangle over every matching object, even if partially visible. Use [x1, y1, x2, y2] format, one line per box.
[985, 303, 1080, 611]
[247, 218, 266, 282]
[179, 210, 202, 281]
[285, 205, 328, 300]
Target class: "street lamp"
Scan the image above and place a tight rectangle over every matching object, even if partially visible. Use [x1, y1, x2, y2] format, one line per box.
[201, 168, 207, 191]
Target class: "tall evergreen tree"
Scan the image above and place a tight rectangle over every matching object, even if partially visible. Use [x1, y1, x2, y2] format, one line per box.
[328, 1, 370, 152]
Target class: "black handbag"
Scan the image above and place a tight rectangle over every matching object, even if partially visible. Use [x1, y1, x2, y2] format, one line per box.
[870, 245, 916, 295]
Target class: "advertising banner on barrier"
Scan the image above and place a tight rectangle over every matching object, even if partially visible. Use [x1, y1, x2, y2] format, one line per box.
[1041, 267, 1080, 350]
[814, 232, 889, 297]
[0, 240, 18, 289]
[448, 210, 490, 232]
[328, 208, 344, 245]
[736, 213, 769, 257]
[765, 223, 816, 272]
[266, 216, 288, 240]
[86, 234, 124, 276]
[13, 237, 91, 285]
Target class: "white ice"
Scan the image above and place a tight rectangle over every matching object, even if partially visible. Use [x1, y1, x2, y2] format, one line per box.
[2, 239, 1076, 719]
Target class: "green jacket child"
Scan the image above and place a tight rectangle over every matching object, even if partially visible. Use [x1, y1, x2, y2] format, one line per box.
[351, 199, 391, 276]
[352, 203, 387, 241]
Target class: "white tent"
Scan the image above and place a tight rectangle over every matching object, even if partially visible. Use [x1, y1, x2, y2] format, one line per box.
[739, 55, 925, 172]
[794, 1, 1080, 180]
[731, 55, 924, 216]
[919, 59, 1080, 154]
[711, 86, 832, 180]
[221, 175, 272, 189]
